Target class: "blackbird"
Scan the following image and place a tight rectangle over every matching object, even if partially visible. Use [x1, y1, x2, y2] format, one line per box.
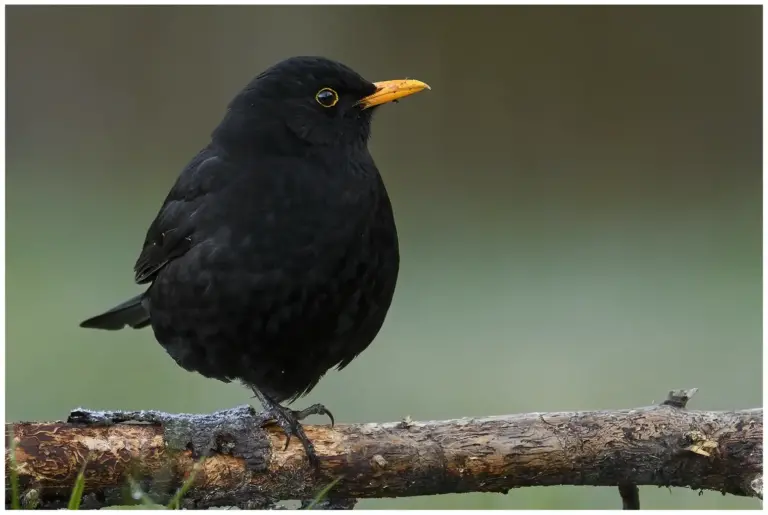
[80, 56, 429, 465]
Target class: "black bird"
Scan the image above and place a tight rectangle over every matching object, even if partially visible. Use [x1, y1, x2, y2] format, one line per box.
[80, 56, 429, 465]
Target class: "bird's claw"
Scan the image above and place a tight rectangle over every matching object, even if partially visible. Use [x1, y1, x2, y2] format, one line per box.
[260, 402, 334, 468]
[294, 403, 335, 427]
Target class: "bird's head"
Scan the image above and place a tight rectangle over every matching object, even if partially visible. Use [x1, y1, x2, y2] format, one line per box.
[212, 56, 430, 154]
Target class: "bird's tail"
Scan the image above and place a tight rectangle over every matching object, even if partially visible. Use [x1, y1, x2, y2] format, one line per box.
[80, 293, 151, 330]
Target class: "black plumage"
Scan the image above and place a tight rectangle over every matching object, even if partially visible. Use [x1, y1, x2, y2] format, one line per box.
[80, 56, 429, 464]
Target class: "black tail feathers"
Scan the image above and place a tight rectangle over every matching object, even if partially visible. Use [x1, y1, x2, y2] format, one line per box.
[80, 293, 150, 330]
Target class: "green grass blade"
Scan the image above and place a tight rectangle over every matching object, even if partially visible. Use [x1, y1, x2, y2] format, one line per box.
[166, 456, 206, 510]
[8, 426, 21, 510]
[303, 476, 342, 510]
[67, 458, 89, 510]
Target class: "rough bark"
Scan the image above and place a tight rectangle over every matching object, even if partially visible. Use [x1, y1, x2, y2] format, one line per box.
[5, 389, 762, 509]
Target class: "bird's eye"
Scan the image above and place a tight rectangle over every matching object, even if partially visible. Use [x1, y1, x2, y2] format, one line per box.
[315, 88, 339, 108]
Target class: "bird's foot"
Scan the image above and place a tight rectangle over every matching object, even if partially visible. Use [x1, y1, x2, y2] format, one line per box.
[257, 398, 334, 468]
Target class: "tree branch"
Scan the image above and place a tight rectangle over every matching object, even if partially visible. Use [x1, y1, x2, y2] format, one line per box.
[5, 389, 762, 509]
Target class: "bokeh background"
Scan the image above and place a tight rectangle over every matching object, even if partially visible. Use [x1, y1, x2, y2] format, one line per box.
[6, 5, 761, 510]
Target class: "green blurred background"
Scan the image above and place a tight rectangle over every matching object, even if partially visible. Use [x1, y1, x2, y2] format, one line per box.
[6, 5, 761, 510]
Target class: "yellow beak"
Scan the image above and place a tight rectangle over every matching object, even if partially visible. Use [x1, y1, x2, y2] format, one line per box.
[358, 79, 431, 109]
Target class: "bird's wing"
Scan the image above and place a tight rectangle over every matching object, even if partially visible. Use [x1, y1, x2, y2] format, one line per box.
[133, 151, 231, 284]
[133, 227, 193, 284]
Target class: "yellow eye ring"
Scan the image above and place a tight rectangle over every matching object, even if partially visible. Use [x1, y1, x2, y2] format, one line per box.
[315, 87, 339, 108]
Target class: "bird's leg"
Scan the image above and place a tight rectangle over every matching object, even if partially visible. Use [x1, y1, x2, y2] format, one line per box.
[250, 388, 334, 467]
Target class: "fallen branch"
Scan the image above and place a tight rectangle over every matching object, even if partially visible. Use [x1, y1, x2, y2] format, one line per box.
[5, 389, 762, 509]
